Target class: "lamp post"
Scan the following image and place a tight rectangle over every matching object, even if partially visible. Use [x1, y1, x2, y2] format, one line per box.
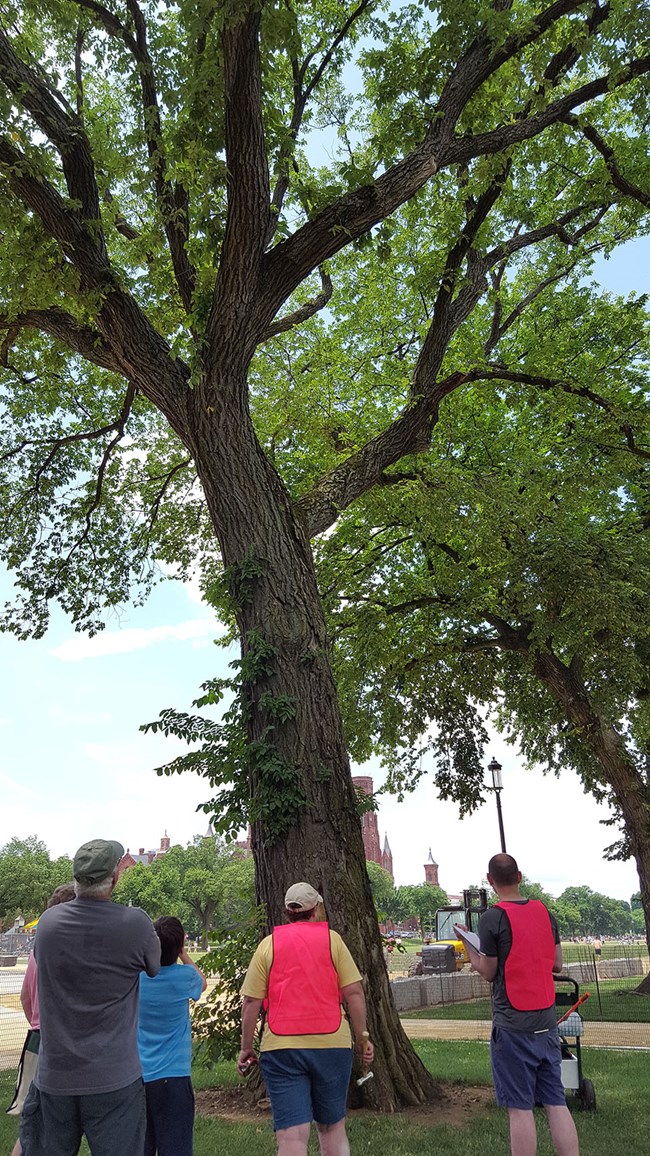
[488, 757, 507, 853]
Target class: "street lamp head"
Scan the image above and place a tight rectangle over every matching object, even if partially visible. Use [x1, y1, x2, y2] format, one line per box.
[488, 757, 503, 791]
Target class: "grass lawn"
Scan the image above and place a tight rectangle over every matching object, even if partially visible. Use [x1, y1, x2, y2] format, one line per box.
[2, 1040, 647, 1155]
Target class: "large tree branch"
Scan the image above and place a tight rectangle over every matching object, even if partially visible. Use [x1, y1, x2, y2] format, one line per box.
[0, 135, 111, 284]
[412, 163, 511, 390]
[261, 47, 649, 324]
[0, 28, 106, 259]
[476, 367, 650, 460]
[295, 370, 471, 538]
[0, 136, 190, 423]
[124, 0, 195, 312]
[260, 268, 333, 342]
[205, 4, 271, 371]
[66, 0, 196, 312]
[267, 0, 375, 244]
[564, 115, 650, 208]
[434, 0, 591, 125]
[0, 308, 121, 372]
[448, 55, 650, 168]
[295, 190, 612, 538]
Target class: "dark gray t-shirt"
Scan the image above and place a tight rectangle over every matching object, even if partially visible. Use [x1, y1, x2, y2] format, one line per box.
[34, 897, 160, 1094]
[478, 901, 560, 1033]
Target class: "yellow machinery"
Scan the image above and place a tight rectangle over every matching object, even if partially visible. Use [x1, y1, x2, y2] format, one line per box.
[434, 889, 489, 970]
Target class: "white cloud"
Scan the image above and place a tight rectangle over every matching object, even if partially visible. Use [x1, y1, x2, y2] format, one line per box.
[50, 618, 223, 662]
[47, 706, 113, 726]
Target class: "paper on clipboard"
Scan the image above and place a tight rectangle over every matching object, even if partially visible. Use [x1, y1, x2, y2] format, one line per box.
[453, 924, 483, 955]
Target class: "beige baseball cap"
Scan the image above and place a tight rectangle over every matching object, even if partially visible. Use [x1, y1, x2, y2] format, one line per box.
[284, 882, 323, 911]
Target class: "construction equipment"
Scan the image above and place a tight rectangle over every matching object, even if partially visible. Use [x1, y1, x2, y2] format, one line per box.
[411, 888, 489, 973]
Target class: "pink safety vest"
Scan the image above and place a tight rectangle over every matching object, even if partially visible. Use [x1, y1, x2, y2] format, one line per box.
[495, 900, 556, 1012]
[266, 921, 343, 1036]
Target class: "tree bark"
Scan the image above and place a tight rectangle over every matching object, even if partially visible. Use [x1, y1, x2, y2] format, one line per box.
[533, 652, 650, 977]
[181, 381, 438, 1109]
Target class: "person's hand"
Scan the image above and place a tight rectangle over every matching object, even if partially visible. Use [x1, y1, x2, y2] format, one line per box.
[356, 1035, 374, 1068]
[237, 1048, 258, 1076]
[179, 947, 193, 965]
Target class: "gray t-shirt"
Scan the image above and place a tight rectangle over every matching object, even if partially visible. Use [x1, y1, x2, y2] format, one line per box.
[479, 901, 560, 1033]
[34, 897, 160, 1094]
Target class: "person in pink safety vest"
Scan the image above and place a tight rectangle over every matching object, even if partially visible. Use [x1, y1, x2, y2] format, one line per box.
[8, 883, 76, 1156]
[238, 882, 373, 1156]
[466, 854, 580, 1156]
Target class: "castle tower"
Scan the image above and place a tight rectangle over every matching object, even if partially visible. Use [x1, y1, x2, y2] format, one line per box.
[352, 776, 394, 879]
[352, 776, 382, 865]
[424, 848, 439, 886]
[381, 834, 394, 881]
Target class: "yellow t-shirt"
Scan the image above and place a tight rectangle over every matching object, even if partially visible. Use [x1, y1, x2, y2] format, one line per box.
[240, 928, 362, 1051]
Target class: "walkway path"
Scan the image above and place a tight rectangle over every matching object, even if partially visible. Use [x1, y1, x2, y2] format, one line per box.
[401, 1017, 650, 1048]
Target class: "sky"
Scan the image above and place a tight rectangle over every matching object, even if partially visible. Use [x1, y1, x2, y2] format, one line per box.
[1, 232, 648, 912]
[0, 557, 641, 903]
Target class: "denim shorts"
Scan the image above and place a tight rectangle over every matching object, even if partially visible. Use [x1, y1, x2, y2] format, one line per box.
[259, 1048, 353, 1131]
[490, 1025, 566, 1110]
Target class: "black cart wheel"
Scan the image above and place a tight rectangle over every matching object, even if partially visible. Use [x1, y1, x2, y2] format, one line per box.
[577, 1078, 596, 1112]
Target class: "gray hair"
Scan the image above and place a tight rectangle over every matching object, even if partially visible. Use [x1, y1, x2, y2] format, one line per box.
[74, 875, 114, 900]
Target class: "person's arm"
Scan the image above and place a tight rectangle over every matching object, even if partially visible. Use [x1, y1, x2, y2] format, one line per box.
[466, 945, 498, 982]
[237, 995, 263, 1074]
[179, 946, 207, 992]
[20, 953, 38, 1026]
[553, 943, 563, 974]
[468, 911, 499, 982]
[142, 916, 161, 977]
[341, 981, 374, 1067]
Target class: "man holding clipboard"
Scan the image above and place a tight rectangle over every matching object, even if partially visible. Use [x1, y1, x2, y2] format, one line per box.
[463, 854, 580, 1156]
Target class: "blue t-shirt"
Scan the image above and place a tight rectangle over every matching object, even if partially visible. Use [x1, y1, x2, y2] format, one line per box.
[138, 963, 204, 1081]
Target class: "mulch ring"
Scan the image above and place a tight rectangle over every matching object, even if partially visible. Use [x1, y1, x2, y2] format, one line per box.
[196, 1082, 494, 1127]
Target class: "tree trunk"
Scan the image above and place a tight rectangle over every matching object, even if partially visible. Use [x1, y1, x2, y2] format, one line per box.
[534, 652, 650, 978]
[183, 388, 438, 1109]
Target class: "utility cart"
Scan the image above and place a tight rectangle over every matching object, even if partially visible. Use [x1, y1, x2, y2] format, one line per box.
[555, 974, 596, 1112]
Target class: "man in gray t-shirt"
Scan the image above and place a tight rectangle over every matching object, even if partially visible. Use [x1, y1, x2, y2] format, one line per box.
[466, 854, 580, 1156]
[21, 838, 160, 1156]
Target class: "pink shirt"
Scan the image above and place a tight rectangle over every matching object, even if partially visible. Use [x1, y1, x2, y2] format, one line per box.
[21, 951, 39, 1029]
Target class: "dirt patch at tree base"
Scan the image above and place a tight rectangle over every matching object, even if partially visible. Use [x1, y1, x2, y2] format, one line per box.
[196, 1082, 494, 1127]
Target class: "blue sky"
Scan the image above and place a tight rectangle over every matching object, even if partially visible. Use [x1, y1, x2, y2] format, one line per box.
[1, 243, 648, 906]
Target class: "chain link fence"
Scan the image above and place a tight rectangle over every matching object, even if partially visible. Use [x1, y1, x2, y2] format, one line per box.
[0, 956, 28, 1071]
[392, 942, 650, 1049]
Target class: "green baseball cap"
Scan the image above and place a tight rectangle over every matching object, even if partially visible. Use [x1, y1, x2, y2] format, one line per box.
[73, 839, 124, 885]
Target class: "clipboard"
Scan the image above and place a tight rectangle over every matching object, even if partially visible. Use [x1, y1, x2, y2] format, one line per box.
[453, 924, 484, 955]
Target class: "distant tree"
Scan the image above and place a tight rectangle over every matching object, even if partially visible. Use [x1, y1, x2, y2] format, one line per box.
[113, 857, 184, 922]
[113, 834, 241, 945]
[216, 857, 256, 931]
[365, 861, 395, 915]
[394, 884, 448, 937]
[0, 836, 72, 924]
[555, 885, 631, 937]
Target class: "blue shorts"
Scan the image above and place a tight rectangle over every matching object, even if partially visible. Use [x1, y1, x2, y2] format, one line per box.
[259, 1048, 353, 1131]
[490, 1025, 566, 1110]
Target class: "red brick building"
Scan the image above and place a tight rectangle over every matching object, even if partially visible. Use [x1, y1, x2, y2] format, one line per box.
[116, 831, 171, 878]
[352, 775, 393, 880]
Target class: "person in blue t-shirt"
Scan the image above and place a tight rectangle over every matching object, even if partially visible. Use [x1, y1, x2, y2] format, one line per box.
[138, 916, 207, 1156]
